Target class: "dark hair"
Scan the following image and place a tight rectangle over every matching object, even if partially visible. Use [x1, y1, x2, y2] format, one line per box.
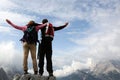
[26, 20, 35, 26]
[26, 20, 39, 26]
[42, 19, 48, 24]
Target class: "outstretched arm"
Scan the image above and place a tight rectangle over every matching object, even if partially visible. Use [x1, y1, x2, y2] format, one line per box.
[36, 23, 47, 31]
[54, 22, 69, 31]
[6, 19, 26, 31]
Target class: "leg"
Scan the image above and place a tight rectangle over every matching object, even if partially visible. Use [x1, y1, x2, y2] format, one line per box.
[29, 43, 38, 74]
[46, 41, 53, 75]
[38, 43, 45, 75]
[23, 42, 29, 73]
[46, 50, 53, 75]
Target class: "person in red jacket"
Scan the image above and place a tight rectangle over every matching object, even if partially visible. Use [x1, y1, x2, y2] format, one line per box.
[6, 19, 46, 75]
[38, 19, 68, 77]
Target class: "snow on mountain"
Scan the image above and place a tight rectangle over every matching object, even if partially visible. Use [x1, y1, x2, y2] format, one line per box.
[92, 60, 120, 75]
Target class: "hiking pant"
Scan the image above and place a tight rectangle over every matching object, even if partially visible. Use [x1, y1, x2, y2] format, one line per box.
[38, 39, 53, 75]
[23, 42, 38, 72]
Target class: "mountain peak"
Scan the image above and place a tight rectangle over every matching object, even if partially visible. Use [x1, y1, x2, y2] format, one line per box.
[92, 60, 120, 75]
[0, 67, 9, 80]
[0, 67, 4, 72]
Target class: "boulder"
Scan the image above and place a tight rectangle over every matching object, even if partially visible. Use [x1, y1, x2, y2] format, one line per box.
[13, 74, 21, 80]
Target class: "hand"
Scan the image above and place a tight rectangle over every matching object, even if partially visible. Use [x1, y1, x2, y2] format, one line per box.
[6, 19, 11, 24]
[64, 22, 69, 27]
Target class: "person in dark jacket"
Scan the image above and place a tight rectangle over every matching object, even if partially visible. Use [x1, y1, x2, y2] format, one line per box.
[38, 19, 68, 76]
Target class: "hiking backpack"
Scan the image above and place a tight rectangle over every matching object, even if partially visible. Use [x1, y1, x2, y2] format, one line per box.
[20, 26, 38, 44]
[45, 23, 54, 38]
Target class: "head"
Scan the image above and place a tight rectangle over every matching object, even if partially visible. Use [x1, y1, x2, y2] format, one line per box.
[42, 19, 48, 24]
[27, 20, 35, 26]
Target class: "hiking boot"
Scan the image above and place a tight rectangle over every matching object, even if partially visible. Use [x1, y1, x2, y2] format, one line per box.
[34, 71, 38, 75]
[39, 71, 43, 76]
[49, 73, 53, 77]
[24, 70, 28, 74]
[48, 73, 55, 80]
[39, 73, 43, 76]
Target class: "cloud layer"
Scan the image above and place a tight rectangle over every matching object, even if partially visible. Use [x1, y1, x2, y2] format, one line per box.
[0, 41, 22, 71]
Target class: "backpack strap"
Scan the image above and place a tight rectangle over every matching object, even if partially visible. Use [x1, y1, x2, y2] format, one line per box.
[20, 26, 38, 44]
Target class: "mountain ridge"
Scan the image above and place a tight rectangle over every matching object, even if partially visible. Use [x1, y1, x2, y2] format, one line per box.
[0, 67, 9, 80]
[58, 60, 120, 80]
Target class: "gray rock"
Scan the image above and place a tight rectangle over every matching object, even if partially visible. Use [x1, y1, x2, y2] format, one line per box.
[48, 76, 56, 80]
[30, 75, 41, 80]
[19, 74, 31, 80]
[13, 74, 56, 80]
[40, 76, 48, 80]
[0, 67, 9, 80]
[13, 74, 21, 80]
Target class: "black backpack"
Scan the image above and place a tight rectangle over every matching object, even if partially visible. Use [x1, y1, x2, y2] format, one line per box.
[20, 26, 38, 44]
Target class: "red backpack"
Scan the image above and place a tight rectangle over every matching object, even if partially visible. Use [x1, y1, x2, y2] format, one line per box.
[45, 23, 54, 38]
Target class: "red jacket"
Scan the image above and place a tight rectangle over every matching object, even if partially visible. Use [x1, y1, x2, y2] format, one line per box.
[41, 22, 67, 39]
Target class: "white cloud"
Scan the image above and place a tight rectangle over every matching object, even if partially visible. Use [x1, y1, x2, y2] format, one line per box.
[0, 41, 39, 72]
[2, 0, 80, 21]
[0, 41, 22, 70]
[68, 1, 120, 62]
[0, 0, 18, 10]
[54, 61, 84, 77]
[54, 59, 94, 77]
[0, 11, 36, 25]
[0, 26, 11, 33]
[69, 28, 120, 61]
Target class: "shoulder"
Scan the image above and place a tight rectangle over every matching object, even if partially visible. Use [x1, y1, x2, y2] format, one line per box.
[48, 23, 53, 27]
[22, 26, 28, 31]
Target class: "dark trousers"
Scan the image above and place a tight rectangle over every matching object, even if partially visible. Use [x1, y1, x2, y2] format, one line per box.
[38, 38, 53, 75]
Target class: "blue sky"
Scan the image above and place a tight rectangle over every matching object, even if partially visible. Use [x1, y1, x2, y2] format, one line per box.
[0, 0, 120, 77]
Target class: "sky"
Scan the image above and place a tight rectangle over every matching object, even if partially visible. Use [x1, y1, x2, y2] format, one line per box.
[0, 0, 120, 77]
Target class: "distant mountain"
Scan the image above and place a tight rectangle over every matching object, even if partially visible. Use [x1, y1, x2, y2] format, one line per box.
[57, 70, 100, 80]
[58, 60, 120, 80]
[0, 67, 9, 80]
[92, 60, 120, 75]
[92, 60, 120, 80]
[6, 67, 22, 80]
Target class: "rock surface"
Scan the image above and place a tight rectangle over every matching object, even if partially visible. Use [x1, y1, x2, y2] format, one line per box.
[13, 74, 56, 80]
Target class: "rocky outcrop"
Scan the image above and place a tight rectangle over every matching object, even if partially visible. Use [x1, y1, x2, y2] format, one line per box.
[13, 74, 56, 80]
[0, 67, 9, 80]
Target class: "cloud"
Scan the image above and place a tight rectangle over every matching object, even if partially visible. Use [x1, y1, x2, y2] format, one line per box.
[0, 11, 36, 25]
[0, 26, 11, 33]
[0, 41, 40, 72]
[0, 41, 22, 70]
[2, 0, 81, 21]
[68, 0, 120, 63]
[50, 1, 120, 76]
[0, 0, 18, 10]
[54, 59, 94, 77]
[52, 1, 120, 76]
[1, 0, 120, 22]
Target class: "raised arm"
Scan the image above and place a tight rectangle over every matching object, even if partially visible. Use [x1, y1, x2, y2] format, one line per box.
[54, 22, 69, 31]
[6, 19, 26, 31]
